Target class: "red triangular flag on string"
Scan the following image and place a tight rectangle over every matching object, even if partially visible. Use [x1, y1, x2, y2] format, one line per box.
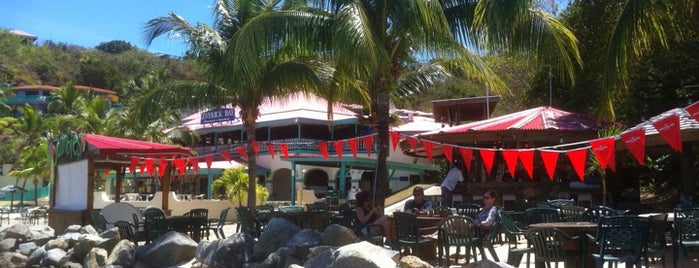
[158, 157, 168, 177]
[459, 148, 473, 171]
[566, 148, 588, 181]
[363, 135, 374, 157]
[621, 128, 645, 165]
[204, 155, 214, 171]
[540, 150, 560, 181]
[348, 138, 359, 159]
[280, 144, 289, 159]
[518, 150, 534, 180]
[479, 149, 495, 176]
[140, 161, 147, 175]
[686, 101, 699, 122]
[406, 136, 418, 152]
[442, 144, 453, 164]
[174, 157, 186, 175]
[390, 131, 400, 151]
[144, 158, 155, 176]
[129, 156, 139, 175]
[220, 150, 232, 163]
[422, 140, 434, 163]
[502, 150, 519, 179]
[236, 146, 248, 160]
[189, 157, 199, 175]
[334, 140, 344, 161]
[652, 114, 683, 152]
[252, 141, 259, 157]
[590, 137, 616, 172]
[103, 169, 110, 175]
[267, 143, 275, 159]
[318, 141, 329, 159]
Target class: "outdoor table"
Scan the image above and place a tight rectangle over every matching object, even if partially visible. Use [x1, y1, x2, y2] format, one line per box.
[162, 215, 200, 242]
[386, 214, 443, 261]
[529, 221, 597, 268]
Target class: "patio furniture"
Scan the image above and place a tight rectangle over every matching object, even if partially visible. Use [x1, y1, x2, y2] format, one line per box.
[433, 206, 451, 217]
[334, 209, 384, 246]
[142, 206, 168, 243]
[560, 205, 586, 222]
[393, 212, 437, 258]
[673, 208, 699, 267]
[186, 208, 208, 242]
[235, 207, 261, 238]
[114, 220, 138, 245]
[580, 206, 624, 223]
[547, 199, 575, 208]
[498, 210, 532, 267]
[455, 203, 481, 219]
[524, 207, 563, 225]
[307, 210, 333, 231]
[436, 215, 481, 267]
[306, 202, 329, 212]
[477, 217, 501, 262]
[89, 210, 108, 232]
[644, 212, 668, 267]
[586, 215, 651, 268]
[207, 207, 230, 240]
[515, 199, 537, 212]
[254, 205, 274, 231]
[525, 227, 581, 267]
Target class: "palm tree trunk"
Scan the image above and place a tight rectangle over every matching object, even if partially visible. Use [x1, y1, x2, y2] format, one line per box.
[243, 119, 258, 209]
[374, 79, 392, 209]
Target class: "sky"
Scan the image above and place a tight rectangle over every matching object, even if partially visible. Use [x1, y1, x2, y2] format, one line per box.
[0, 1, 214, 56]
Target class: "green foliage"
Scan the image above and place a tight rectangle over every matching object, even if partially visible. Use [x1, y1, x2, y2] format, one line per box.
[211, 167, 268, 207]
[95, 40, 136, 54]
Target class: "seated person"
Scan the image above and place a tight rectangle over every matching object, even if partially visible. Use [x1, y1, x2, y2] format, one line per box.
[475, 190, 499, 238]
[354, 191, 388, 235]
[403, 186, 433, 215]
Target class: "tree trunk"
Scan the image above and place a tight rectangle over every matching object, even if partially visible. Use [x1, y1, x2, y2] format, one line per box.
[374, 78, 391, 209]
[33, 178, 38, 206]
[244, 119, 258, 209]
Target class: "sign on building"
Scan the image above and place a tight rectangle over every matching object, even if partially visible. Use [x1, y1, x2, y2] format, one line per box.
[200, 108, 236, 124]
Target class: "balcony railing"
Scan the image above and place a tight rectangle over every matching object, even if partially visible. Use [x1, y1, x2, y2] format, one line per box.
[193, 138, 374, 157]
[3, 95, 51, 104]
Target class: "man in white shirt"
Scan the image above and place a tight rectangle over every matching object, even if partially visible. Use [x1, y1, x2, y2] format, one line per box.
[441, 161, 464, 207]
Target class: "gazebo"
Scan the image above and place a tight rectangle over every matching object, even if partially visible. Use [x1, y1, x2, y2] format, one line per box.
[49, 133, 194, 233]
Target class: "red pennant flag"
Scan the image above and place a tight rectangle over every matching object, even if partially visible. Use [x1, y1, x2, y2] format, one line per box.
[267, 143, 275, 159]
[280, 144, 289, 159]
[189, 157, 199, 175]
[104, 169, 110, 175]
[502, 150, 519, 179]
[686, 101, 699, 122]
[441, 144, 453, 164]
[566, 148, 588, 181]
[252, 141, 259, 157]
[540, 150, 560, 181]
[459, 148, 473, 171]
[590, 137, 616, 172]
[204, 155, 214, 171]
[334, 140, 344, 161]
[144, 158, 155, 176]
[422, 140, 434, 163]
[621, 128, 645, 165]
[318, 141, 329, 159]
[348, 138, 359, 159]
[129, 156, 139, 175]
[220, 150, 232, 163]
[479, 149, 495, 176]
[363, 135, 374, 157]
[140, 162, 146, 175]
[174, 157, 186, 175]
[236, 146, 248, 160]
[652, 114, 683, 152]
[158, 157, 168, 177]
[406, 136, 418, 151]
[390, 131, 400, 151]
[518, 150, 534, 180]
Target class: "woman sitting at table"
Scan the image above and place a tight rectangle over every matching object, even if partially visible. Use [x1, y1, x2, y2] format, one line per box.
[354, 191, 388, 234]
[403, 186, 433, 215]
[475, 190, 499, 238]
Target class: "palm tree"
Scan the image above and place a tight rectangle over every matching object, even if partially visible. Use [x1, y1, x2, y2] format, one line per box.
[7, 142, 48, 207]
[143, 0, 330, 208]
[238, 0, 582, 205]
[211, 166, 269, 206]
[47, 82, 88, 115]
[601, 0, 698, 120]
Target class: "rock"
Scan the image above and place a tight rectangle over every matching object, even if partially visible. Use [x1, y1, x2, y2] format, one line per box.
[63, 261, 83, 268]
[261, 247, 302, 268]
[45, 237, 70, 251]
[303, 245, 335, 268]
[321, 224, 358, 246]
[26, 245, 45, 266]
[135, 231, 198, 267]
[398, 255, 433, 268]
[63, 225, 83, 235]
[84, 247, 108, 268]
[106, 239, 136, 267]
[2, 224, 31, 241]
[331, 241, 397, 268]
[252, 217, 301, 260]
[42, 248, 67, 267]
[72, 234, 106, 261]
[0, 251, 27, 267]
[28, 225, 54, 246]
[203, 233, 254, 268]
[17, 241, 37, 255]
[80, 225, 99, 235]
[0, 238, 16, 252]
[286, 229, 322, 259]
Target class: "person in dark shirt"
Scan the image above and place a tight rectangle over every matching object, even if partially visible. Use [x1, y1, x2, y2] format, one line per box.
[403, 186, 433, 215]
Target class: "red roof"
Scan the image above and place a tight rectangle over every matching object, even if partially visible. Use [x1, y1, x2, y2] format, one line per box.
[85, 134, 193, 156]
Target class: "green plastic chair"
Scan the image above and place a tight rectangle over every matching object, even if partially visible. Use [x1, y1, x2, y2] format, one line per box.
[393, 212, 437, 257]
[498, 210, 533, 267]
[114, 220, 138, 245]
[186, 208, 208, 241]
[586, 215, 651, 267]
[235, 207, 261, 238]
[455, 203, 481, 219]
[673, 208, 699, 267]
[547, 199, 576, 208]
[142, 206, 168, 243]
[525, 227, 580, 267]
[207, 207, 230, 240]
[436, 215, 481, 267]
[524, 207, 563, 225]
[89, 210, 108, 233]
[580, 206, 623, 223]
[560, 205, 586, 222]
[308, 210, 333, 231]
[644, 213, 668, 267]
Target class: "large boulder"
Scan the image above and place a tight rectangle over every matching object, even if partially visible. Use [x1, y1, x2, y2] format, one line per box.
[286, 229, 323, 259]
[260, 246, 302, 268]
[84, 247, 108, 268]
[252, 217, 301, 260]
[106, 239, 136, 267]
[303, 245, 336, 268]
[41, 248, 67, 267]
[321, 224, 358, 246]
[196, 233, 254, 268]
[331, 241, 397, 268]
[136, 231, 198, 267]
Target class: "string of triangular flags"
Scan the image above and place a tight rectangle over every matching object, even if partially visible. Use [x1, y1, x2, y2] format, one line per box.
[393, 101, 699, 183]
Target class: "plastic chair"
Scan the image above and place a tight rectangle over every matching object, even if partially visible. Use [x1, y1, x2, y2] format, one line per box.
[305, 202, 329, 212]
[455, 203, 481, 219]
[114, 220, 138, 245]
[515, 199, 537, 212]
[433, 206, 451, 217]
[207, 207, 230, 240]
[586, 215, 651, 267]
[308, 210, 333, 231]
[644, 213, 668, 267]
[580, 206, 623, 223]
[525, 227, 581, 267]
[498, 210, 533, 267]
[524, 208, 563, 225]
[547, 199, 575, 208]
[142, 206, 168, 243]
[436, 215, 481, 267]
[673, 208, 699, 266]
[187, 208, 208, 241]
[89, 210, 108, 232]
[235, 207, 261, 238]
[476, 216, 501, 262]
[393, 212, 437, 257]
[559, 205, 586, 222]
